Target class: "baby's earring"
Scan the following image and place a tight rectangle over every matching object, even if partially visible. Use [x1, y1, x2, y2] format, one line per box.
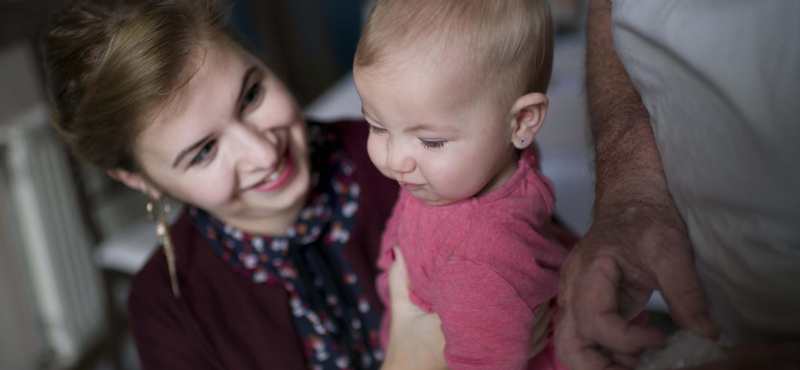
[520, 138, 528, 146]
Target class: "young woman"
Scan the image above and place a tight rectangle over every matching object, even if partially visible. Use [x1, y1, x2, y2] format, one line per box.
[40, 1, 452, 369]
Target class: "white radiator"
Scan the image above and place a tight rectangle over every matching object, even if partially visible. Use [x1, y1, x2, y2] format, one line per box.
[1, 103, 109, 368]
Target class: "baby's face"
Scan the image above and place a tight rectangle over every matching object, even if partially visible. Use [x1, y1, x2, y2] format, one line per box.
[354, 52, 518, 206]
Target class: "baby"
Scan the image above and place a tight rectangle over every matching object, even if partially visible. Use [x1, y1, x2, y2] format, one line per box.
[353, 0, 571, 369]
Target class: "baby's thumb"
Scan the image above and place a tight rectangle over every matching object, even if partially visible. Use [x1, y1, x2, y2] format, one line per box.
[657, 262, 718, 340]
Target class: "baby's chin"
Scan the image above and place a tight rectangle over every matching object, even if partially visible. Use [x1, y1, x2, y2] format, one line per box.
[408, 190, 461, 207]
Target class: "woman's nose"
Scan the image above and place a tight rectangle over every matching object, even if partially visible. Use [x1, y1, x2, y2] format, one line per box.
[386, 142, 416, 174]
[232, 125, 280, 173]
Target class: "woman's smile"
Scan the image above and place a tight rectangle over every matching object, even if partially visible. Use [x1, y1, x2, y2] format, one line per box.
[248, 150, 295, 193]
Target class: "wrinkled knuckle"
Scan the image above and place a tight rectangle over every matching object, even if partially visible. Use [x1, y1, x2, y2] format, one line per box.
[574, 317, 596, 339]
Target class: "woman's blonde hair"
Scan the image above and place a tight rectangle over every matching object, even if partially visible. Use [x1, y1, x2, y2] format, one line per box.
[41, 0, 234, 171]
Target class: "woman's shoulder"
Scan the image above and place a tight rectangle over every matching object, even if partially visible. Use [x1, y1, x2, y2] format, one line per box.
[126, 214, 198, 366]
[127, 211, 303, 369]
[128, 208, 209, 309]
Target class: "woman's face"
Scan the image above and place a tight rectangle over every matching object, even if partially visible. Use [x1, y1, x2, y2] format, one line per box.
[129, 39, 310, 234]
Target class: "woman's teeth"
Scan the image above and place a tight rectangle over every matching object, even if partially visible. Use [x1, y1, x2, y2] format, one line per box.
[267, 159, 286, 182]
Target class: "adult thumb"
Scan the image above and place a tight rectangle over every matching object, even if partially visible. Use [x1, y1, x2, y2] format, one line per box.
[656, 256, 719, 340]
[388, 247, 410, 302]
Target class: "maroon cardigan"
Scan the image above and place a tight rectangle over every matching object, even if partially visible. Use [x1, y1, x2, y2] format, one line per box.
[128, 121, 399, 370]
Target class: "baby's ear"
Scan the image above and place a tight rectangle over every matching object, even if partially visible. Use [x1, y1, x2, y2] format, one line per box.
[509, 92, 548, 149]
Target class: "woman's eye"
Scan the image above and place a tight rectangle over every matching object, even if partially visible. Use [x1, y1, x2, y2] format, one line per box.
[190, 140, 217, 166]
[369, 125, 388, 135]
[420, 139, 447, 149]
[242, 83, 263, 109]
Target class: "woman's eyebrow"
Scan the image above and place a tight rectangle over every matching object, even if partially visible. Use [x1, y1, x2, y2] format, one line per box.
[173, 135, 212, 168]
[236, 66, 259, 104]
[171, 65, 260, 168]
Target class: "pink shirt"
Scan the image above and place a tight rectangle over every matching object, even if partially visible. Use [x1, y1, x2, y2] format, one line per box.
[377, 152, 569, 370]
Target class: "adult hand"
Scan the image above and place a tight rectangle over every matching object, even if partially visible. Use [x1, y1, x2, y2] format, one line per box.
[683, 342, 800, 370]
[560, 0, 720, 368]
[555, 198, 718, 370]
[382, 248, 553, 370]
[381, 247, 448, 370]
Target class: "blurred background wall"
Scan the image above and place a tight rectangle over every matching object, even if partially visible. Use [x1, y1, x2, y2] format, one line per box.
[0, 1, 589, 369]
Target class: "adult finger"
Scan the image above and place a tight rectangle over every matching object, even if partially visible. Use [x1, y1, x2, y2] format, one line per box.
[529, 331, 550, 361]
[387, 247, 431, 320]
[557, 301, 630, 370]
[651, 251, 718, 339]
[561, 331, 631, 370]
[529, 301, 554, 358]
[574, 258, 665, 354]
[387, 247, 410, 303]
[532, 301, 553, 341]
[611, 352, 638, 369]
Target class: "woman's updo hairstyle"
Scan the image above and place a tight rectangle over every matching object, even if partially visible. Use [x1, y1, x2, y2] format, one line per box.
[41, 0, 233, 171]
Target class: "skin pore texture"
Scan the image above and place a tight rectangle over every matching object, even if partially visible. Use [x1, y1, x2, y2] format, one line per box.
[110, 39, 311, 236]
[354, 45, 548, 206]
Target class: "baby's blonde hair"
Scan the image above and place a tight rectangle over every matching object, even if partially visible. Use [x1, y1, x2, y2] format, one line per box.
[354, 0, 553, 103]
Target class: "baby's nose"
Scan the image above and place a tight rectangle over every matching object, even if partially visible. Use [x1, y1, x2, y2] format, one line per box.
[387, 146, 415, 174]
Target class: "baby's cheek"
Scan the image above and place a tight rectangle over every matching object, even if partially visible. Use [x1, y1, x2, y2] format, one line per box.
[366, 136, 392, 178]
[428, 155, 485, 198]
[426, 158, 464, 190]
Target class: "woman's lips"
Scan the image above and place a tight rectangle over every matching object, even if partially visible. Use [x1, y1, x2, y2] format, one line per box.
[398, 181, 424, 190]
[250, 152, 295, 193]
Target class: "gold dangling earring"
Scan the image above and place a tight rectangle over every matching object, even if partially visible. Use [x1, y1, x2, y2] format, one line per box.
[148, 199, 181, 298]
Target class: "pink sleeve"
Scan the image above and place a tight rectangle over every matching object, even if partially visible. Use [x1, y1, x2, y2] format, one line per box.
[432, 260, 538, 370]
